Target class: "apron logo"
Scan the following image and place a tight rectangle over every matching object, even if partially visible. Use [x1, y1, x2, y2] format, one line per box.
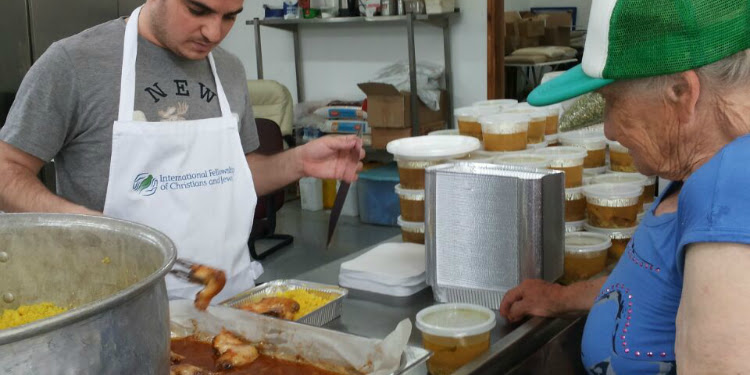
[133, 173, 158, 196]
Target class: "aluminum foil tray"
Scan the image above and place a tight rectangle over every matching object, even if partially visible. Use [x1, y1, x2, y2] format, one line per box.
[425, 162, 564, 308]
[220, 279, 348, 326]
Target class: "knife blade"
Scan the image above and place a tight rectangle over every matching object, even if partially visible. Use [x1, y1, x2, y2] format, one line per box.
[326, 125, 363, 247]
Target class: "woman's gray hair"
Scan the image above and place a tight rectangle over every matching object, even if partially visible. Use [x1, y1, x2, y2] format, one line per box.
[624, 49, 750, 94]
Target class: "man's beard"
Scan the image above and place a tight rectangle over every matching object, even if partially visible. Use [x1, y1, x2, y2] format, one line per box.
[149, 0, 174, 53]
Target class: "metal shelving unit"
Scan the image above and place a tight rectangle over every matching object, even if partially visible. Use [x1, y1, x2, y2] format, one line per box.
[247, 11, 459, 136]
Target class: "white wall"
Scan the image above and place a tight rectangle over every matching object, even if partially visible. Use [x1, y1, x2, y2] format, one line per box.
[220, 0, 488, 108]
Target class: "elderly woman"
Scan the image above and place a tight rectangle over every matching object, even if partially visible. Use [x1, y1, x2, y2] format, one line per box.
[499, 1, 750, 374]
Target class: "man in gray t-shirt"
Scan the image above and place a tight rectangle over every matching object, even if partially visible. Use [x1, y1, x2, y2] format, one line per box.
[0, 0, 364, 215]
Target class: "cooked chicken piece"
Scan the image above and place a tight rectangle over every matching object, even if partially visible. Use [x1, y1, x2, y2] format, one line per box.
[239, 297, 300, 320]
[170, 351, 185, 364]
[170, 363, 214, 375]
[212, 329, 260, 370]
[189, 264, 226, 310]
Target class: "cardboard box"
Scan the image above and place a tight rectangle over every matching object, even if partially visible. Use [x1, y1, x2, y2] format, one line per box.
[537, 12, 573, 28]
[519, 36, 541, 48]
[371, 121, 445, 149]
[543, 26, 571, 46]
[358, 83, 447, 128]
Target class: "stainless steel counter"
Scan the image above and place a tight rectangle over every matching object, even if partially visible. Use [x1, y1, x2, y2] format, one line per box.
[265, 234, 586, 374]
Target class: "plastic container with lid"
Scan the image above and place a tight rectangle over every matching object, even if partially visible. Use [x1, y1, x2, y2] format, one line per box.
[584, 223, 637, 266]
[542, 104, 562, 135]
[415, 303, 497, 375]
[398, 216, 425, 244]
[357, 163, 401, 226]
[532, 146, 588, 188]
[449, 152, 496, 164]
[387, 135, 481, 190]
[478, 114, 529, 152]
[506, 105, 548, 144]
[565, 220, 585, 233]
[565, 187, 586, 222]
[607, 140, 637, 172]
[562, 232, 612, 283]
[559, 131, 607, 169]
[583, 183, 644, 228]
[642, 175, 657, 204]
[494, 154, 550, 169]
[454, 107, 484, 140]
[394, 184, 425, 222]
[591, 172, 650, 210]
[429, 129, 460, 136]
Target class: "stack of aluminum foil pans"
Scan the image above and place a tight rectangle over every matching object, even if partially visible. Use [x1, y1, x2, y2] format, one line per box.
[425, 163, 564, 308]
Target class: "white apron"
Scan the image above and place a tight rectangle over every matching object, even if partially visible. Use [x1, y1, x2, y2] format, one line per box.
[103, 6, 263, 302]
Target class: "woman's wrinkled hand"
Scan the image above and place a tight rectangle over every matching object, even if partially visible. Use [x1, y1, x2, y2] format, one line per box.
[499, 279, 568, 323]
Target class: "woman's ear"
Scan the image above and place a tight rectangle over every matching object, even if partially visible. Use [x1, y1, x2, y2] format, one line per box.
[666, 70, 701, 125]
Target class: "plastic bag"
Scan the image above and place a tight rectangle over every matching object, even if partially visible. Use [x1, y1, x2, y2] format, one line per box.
[368, 61, 445, 111]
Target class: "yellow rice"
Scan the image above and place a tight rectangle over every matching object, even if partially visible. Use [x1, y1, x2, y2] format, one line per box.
[275, 289, 335, 321]
[0, 302, 68, 330]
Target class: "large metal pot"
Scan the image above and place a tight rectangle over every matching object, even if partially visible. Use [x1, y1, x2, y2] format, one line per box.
[0, 214, 176, 374]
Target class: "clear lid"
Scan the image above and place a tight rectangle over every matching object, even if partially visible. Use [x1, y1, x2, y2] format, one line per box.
[429, 129, 460, 136]
[387, 135, 481, 160]
[454, 106, 478, 119]
[494, 154, 550, 168]
[565, 220, 585, 233]
[394, 184, 425, 200]
[565, 232, 612, 253]
[546, 133, 559, 143]
[449, 152, 495, 163]
[583, 182, 644, 200]
[532, 146, 588, 167]
[475, 148, 530, 158]
[559, 131, 607, 150]
[607, 140, 629, 153]
[505, 105, 547, 121]
[473, 99, 518, 108]
[526, 140, 549, 150]
[584, 166, 609, 175]
[591, 172, 648, 187]
[583, 223, 637, 240]
[416, 303, 497, 338]
[397, 216, 425, 233]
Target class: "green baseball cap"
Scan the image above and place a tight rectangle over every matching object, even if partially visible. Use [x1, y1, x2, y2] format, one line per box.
[528, 0, 750, 106]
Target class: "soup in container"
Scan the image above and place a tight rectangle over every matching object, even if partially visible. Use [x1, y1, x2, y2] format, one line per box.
[563, 232, 611, 283]
[565, 187, 586, 222]
[395, 184, 425, 222]
[387, 135, 481, 190]
[506, 105, 548, 144]
[398, 216, 425, 244]
[533, 146, 588, 188]
[472, 98, 518, 109]
[583, 183, 644, 228]
[479, 113, 529, 152]
[590, 172, 650, 211]
[584, 223, 637, 266]
[454, 106, 501, 141]
[416, 303, 497, 375]
[542, 104, 562, 135]
[559, 131, 607, 169]
[607, 140, 637, 172]
[494, 154, 550, 169]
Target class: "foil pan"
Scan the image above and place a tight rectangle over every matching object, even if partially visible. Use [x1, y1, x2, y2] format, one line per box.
[220, 279, 347, 327]
[425, 162, 564, 308]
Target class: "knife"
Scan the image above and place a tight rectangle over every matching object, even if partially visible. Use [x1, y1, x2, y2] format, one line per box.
[327, 126, 363, 247]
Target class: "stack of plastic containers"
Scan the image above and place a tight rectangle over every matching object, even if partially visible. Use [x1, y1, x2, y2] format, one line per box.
[387, 135, 481, 244]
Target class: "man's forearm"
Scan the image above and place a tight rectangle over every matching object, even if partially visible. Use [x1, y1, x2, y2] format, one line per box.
[246, 148, 304, 197]
[0, 163, 96, 214]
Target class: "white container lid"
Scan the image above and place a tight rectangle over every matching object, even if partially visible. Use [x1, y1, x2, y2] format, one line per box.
[604, 171, 657, 185]
[454, 106, 479, 119]
[591, 173, 648, 187]
[532, 146, 587, 168]
[607, 140, 629, 153]
[584, 166, 609, 175]
[565, 232, 612, 254]
[398, 216, 425, 233]
[494, 154, 550, 168]
[559, 131, 607, 150]
[546, 133, 559, 143]
[473, 99, 518, 108]
[394, 184, 425, 200]
[583, 223, 637, 240]
[449, 153, 495, 163]
[387, 135, 481, 160]
[478, 113, 529, 134]
[416, 303, 497, 338]
[475, 148, 530, 158]
[526, 140, 549, 150]
[565, 220, 585, 233]
[429, 129, 460, 136]
[505, 106, 547, 121]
